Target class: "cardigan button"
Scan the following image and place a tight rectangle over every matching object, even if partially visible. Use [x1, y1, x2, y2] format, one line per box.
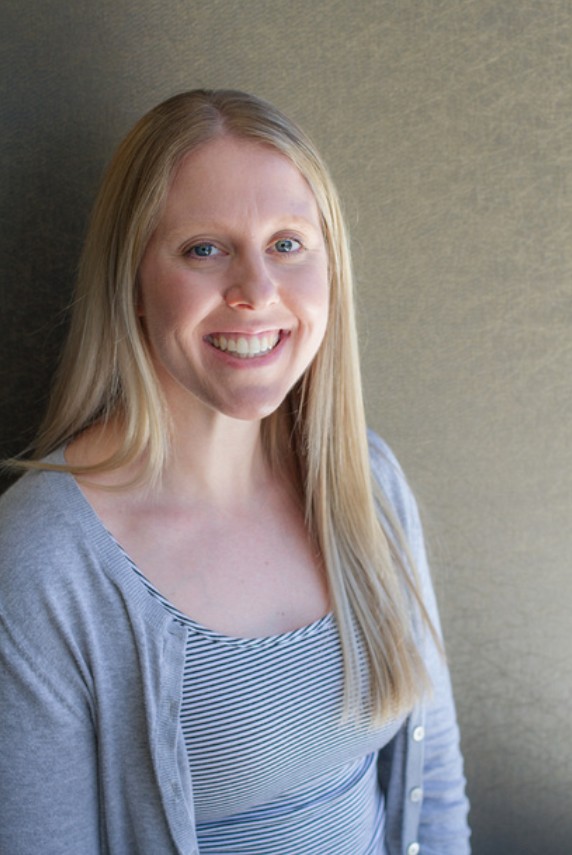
[409, 786, 423, 803]
[412, 725, 425, 742]
[407, 843, 420, 855]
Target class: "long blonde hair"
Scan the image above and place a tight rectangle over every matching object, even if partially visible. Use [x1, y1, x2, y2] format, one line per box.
[17, 90, 433, 722]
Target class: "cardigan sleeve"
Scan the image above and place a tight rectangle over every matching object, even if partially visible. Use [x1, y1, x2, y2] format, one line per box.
[0, 485, 102, 854]
[369, 431, 471, 854]
[0, 612, 102, 855]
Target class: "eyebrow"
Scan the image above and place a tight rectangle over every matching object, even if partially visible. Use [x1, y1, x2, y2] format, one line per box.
[164, 213, 322, 241]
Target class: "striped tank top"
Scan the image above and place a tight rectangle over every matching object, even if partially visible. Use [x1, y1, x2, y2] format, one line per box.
[127, 557, 401, 854]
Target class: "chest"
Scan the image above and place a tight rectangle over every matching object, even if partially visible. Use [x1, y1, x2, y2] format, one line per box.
[178, 616, 402, 824]
[100, 492, 330, 637]
[121, 560, 401, 831]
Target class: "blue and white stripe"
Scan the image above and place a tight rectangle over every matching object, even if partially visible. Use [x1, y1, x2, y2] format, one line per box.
[126, 557, 400, 854]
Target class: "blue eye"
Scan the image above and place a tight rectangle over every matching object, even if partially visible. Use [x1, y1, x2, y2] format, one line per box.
[274, 238, 301, 253]
[187, 243, 219, 258]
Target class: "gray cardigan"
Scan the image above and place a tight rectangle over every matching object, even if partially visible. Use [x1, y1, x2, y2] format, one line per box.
[0, 433, 470, 854]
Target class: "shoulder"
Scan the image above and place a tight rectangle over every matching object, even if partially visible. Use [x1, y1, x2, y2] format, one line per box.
[367, 429, 407, 505]
[0, 457, 172, 624]
[0, 467, 101, 704]
[0, 463, 92, 577]
[0, 461, 126, 642]
[0, 460, 178, 701]
[367, 429, 425, 556]
[367, 429, 441, 634]
[1, 467, 74, 569]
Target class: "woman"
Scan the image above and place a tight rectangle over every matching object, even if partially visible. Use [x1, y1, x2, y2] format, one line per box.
[0, 90, 470, 854]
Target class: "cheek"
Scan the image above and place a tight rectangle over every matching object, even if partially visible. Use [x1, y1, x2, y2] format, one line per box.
[137, 253, 192, 322]
[288, 259, 330, 314]
[290, 274, 330, 358]
[305, 272, 330, 333]
[140, 275, 196, 329]
[311, 268, 331, 349]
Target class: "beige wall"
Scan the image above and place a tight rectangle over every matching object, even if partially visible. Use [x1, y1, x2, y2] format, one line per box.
[2, 1, 571, 851]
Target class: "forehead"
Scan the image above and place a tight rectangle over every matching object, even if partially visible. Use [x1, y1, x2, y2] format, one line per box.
[160, 135, 321, 225]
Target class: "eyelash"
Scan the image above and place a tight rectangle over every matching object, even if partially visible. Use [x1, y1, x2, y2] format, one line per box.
[273, 237, 302, 254]
[185, 242, 221, 259]
[183, 236, 304, 259]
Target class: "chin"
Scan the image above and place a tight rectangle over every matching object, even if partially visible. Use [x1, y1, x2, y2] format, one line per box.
[211, 387, 292, 422]
[219, 400, 284, 423]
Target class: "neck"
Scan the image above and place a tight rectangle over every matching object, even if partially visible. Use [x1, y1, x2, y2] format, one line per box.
[163, 410, 270, 505]
[67, 397, 298, 510]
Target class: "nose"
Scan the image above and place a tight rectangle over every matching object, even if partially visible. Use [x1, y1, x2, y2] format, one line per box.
[224, 251, 279, 310]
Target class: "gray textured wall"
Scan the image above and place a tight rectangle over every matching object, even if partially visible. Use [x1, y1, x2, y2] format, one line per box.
[2, 2, 571, 852]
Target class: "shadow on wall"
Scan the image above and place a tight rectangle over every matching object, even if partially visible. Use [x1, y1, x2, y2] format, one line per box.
[475, 792, 571, 855]
[0, 114, 103, 491]
[1, 1, 144, 493]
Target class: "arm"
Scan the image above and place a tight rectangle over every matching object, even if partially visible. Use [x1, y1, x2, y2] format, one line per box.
[0, 479, 102, 855]
[0, 614, 101, 855]
[416, 593, 470, 854]
[369, 432, 470, 854]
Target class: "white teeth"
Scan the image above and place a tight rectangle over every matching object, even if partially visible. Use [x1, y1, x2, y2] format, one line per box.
[209, 332, 280, 358]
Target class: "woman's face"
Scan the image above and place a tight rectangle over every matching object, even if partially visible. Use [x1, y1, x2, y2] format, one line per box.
[137, 135, 329, 424]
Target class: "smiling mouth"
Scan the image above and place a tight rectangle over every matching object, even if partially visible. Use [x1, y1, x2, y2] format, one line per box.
[206, 331, 282, 359]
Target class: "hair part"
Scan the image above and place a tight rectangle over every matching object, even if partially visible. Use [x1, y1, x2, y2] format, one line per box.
[12, 89, 435, 722]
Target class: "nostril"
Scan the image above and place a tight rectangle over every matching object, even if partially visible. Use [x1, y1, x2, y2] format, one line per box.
[224, 278, 278, 310]
[224, 291, 256, 310]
